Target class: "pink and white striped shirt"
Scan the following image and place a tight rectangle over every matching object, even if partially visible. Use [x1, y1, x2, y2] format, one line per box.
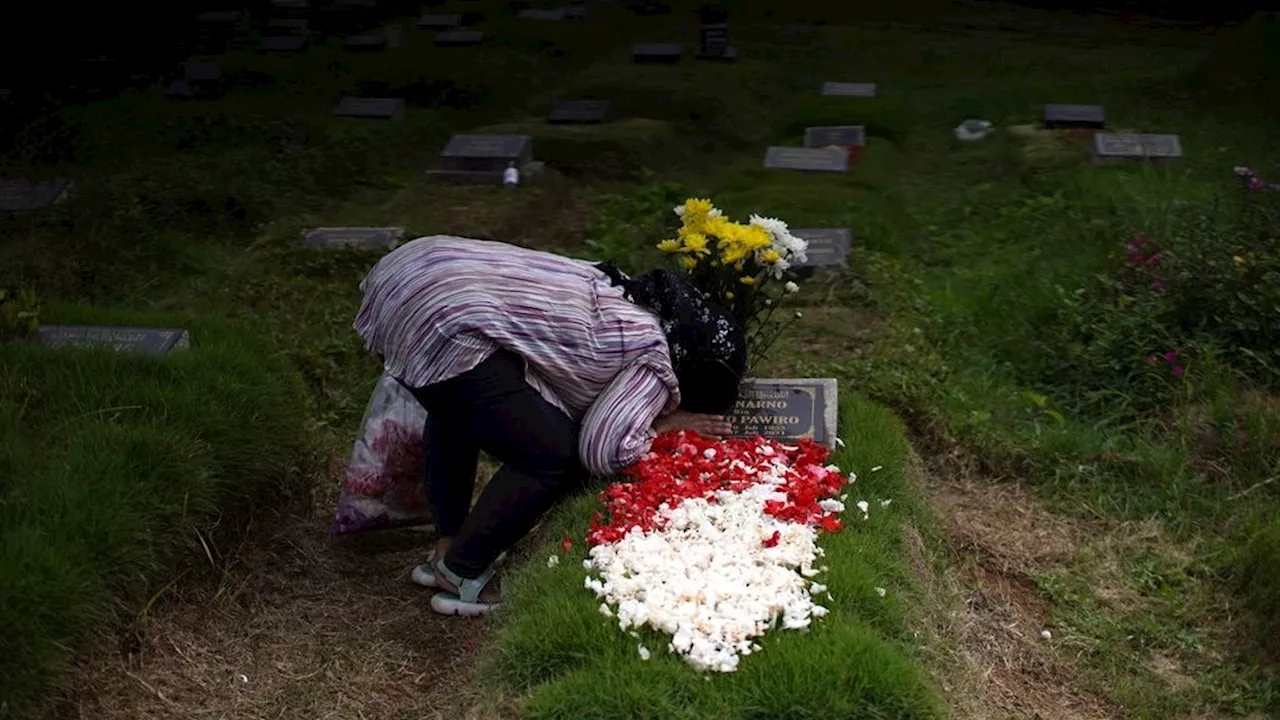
[353, 236, 681, 475]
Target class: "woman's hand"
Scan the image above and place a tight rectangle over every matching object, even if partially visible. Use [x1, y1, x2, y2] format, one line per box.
[654, 410, 734, 438]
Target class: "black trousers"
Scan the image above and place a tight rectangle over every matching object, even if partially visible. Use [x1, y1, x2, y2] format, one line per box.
[408, 350, 588, 579]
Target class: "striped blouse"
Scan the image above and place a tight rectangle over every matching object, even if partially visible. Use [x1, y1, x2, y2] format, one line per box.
[353, 235, 681, 475]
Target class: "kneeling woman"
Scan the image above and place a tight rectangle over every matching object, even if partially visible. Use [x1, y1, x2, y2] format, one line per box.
[354, 236, 746, 615]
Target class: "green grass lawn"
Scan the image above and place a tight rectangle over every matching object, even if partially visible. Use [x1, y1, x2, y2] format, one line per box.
[1, 1, 1278, 717]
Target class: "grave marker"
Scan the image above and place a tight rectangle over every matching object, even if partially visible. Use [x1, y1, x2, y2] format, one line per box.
[166, 80, 195, 99]
[196, 10, 242, 25]
[697, 22, 736, 60]
[729, 378, 838, 448]
[1092, 132, 1183, 162]
[38, 326, 191, 355]
[332, 97, 406, 120]
[803, 125, 865, 148]
[548, 99, 610, 124]
[821, 81, 876, 98]
[419, 14, 461, 29]
[257, 35, 308, 51]
[303, 227, 404, 249]
[564, 6, 587, 18]
[184, 60, 223, 82]
[337, 0, 376, 6]
[1044, 104, 1105, 129]
[0, 178, 73, 212]
[634, 43, 682, 63]
[434, 30, 483, 46]
[272, 0, 308, 7]
[344, 34, 389, 51]
[791, 228, 851, 268]
[267, 18, 309, 33]
[519, 8, 566, 19]
[427, 134, 533, 184]
[763, 147, 848, 173]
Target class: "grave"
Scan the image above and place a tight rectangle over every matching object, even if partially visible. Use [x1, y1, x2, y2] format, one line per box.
[303, 227, 404, 249]
[790, 228, 852, 268]
[166, 80, 195, 99]
[426, 134, 533, 184]
[763, 147, 848, 173]
[267, 18, 310, 33]
[803, 125, 865, 148]
[196, 10, 242, 25]
[337, 0, 376, 6]
[344, 34, 389, 51]
[697, 22, 736, 60]
[185, 60, 223, 83]
[633, 43, 682, 63]
[821, 81, 876, 98]
[434, 30, 483, 46]
[564, 6, 587, 18]
[386, 25, 405, 48]
[518, 8, 566, 19]
[0, 178, 73, 212]
[729, 378, 838, 448]
[332, 97, 406, 120]
[1091, 133, 1183, 162]
[38, 326, 191, 355]
[547, 99, 610, 124]
[1044, 104, 1105, 130]
[271, 0, 308, 7]
[257, 36, 308, 52]
[419, 13, 462, 29]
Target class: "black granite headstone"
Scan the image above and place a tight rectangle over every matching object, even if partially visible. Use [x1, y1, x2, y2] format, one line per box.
[303, 227, 404, 249]
[0, 178, 73, 212]
[38, 326, 191, 355]
[729, 378, 838, 448]
[1044, 104, 1105, 130]
[427, 134, 533, 183]
[257, 36, 308, 51]
[332, 97, 406, 120]
[434, 30, 483, 46]
[419, 14, 462, 29]
[634, 43, 682, 63]
[803, 125, 865, 148]
[548, 100, 610, 124]
[791, 228, 852, 268]
[763, 147, 848, 173]
[821, 82, 876, 98]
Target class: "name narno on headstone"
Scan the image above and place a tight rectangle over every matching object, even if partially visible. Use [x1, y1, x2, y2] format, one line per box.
[729, 378, 838, 448]
[38, 326, 191, 355]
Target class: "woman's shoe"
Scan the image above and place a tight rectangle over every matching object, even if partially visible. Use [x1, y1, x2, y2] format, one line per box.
[411, 549, 507, 589]
[429, 558, 501, 616]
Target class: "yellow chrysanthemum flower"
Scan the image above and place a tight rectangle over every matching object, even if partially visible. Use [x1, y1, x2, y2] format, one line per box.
[739, 275, 758, 286]
[657, 239, 682, 253]
[680, 256, 698, 270]
[744, 226, 772, 251]
[681, 198, 715, 218]
[761, 249, 782, 264]
[681, 233, 711, 256]
[725, 291, 735, 300]
[721, 244, 751, 265]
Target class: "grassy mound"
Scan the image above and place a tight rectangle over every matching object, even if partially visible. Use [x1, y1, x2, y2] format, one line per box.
[0, 304, 313, 718]
[1234, 522, 1280, 663]
[480, 394, 944, 719]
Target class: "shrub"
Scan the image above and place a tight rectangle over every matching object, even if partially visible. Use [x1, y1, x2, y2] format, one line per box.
[1233, 522, 1280, 662]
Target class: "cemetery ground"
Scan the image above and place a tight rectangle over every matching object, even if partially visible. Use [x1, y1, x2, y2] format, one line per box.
[2, 2, 1278, 718]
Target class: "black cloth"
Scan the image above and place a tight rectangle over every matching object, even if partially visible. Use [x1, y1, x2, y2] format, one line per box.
[408, 350, 588, 579]
[595, 263, 746, 414]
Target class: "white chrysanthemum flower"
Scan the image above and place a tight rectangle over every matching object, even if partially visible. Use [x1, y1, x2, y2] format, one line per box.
[875, 587, 887, 597]
[547, 554, 560, 568]
[856, 500, 869, 516]
[784, 281, 799, 294]
[638, 645, 652, 660]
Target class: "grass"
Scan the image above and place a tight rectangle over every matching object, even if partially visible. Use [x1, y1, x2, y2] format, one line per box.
[481, 395, 944, 719]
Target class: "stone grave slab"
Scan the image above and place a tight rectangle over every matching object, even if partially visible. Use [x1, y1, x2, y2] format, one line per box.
[564, 6, 587, 18]
[697, 22, 736, 61]
[267, 18, 309, 33]
[257, 35, 308, 52]
[271, 0, 308, 7]
[434, 30, 483, 46]
[419, 13, 461, 29]
[386, 25, 405, 48]
[1044, 104, 1104, 129]
[763, 147, 848, 173]
[1142, 134, 1184, 159]
[166, 80, 195, 99]
[337, 0, 376, 6]
[303, 227, 404, 249]
[0, 178, 73, 212]
[196, 10, 242, 25]
[427, 134, 533, 183]
[1092, 132, 1183, 162]
[332, 97, 406, 120]
[803, 125, 865, 148]
[38, 326, 191, 355]
[519, 8, 566, 19]
[344, 34, 389, 51]
[633, 43, 682, 63]
[821, 81, 876, 98]
[729, 378, 838, 448]
[791, 228, 852, 268]
[547, 99, 610, 124]
[184, 60, 222, 82]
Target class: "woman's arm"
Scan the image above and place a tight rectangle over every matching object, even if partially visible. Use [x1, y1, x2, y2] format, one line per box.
[578, 363, 673, 476]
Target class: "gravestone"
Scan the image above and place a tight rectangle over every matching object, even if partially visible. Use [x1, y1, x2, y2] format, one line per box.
[729, 378, 838, 448]
[166, 80, 195, 99]
[196, 10, 242, 25]
[419, 13, 461, 29]
[790, 228, 852, 268]
[0, 88, 11, 104]
[427, 134, 533, 183]
[763, 147, 848, 173]
[697, 22, 736, 60]
[271, 0, 308, 7]
[548, 99, 610, 124]
[184, 60, 222, 82]
[0, 178, 73, 212]
[386, 25, 405, 48]
[303, 227, 404, 249]
[434, 30, 483, 46]
[257, 36, 308, 51]
[1092, 133, 1183, 162]
[337, 0, 376, 6]
[519, 8, 566, 19]
[821, 82, 876, 98]
[332, 97, 406, 120]
[1044, 104, 1104, 129]
[344, 34, 389, 51]
[634, 43, 682, 63]
[564, 6, 587, 18]
[803, 125, 865, 148]
[38, 326, 191, 355]
[267, 18, 309, 33]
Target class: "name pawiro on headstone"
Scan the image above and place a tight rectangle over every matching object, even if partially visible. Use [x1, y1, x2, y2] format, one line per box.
[303, 227, 404, 249]
[1044, 104, 1104, 130]
[518, 8, 566, 19]
[548, 99, 610, 124]
[332, 97, 406, 120]
[434, 30, 483, 46]
[427, 134, 533, 184]
[257, 35, 308, 51]
[0, 177, 73, 212]
[343, 34, 389, 51]
[419, 14, 462, 29]
[803, 125, 865, 148]
[791, 228, 851, 268]
[763, 147, 848, 173]
[821, 81, 876, 98]
[633, 43, 682, 63]
[38, 326, 191, 355]
[729, 378, 838, 448]
[1092, 132, 1183, 162]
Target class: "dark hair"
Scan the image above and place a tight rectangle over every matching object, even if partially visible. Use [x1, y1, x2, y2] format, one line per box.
[595, 263, 746, 414]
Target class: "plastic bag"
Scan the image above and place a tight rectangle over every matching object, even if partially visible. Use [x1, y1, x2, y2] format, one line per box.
[954, 119, 994, 141]
[331, 373, 432, 535]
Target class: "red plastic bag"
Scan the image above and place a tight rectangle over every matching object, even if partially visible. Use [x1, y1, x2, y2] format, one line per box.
[331, 373, 432, 535]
